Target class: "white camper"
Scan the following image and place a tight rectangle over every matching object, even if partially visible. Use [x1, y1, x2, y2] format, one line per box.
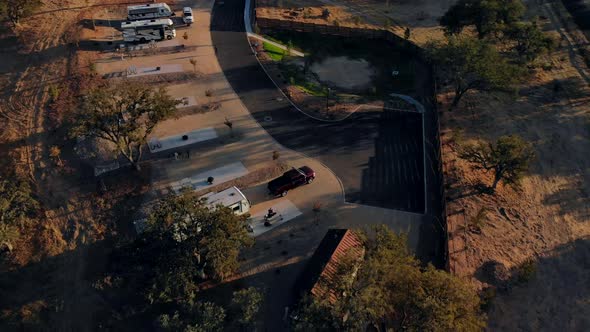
[127, 3, 173, 21]
[121, 18, 176, 43]
[201, 186, 251, 216]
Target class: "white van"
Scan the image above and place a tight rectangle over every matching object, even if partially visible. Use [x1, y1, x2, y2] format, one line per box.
[201, 186, 250, 216]
[182, 7, 194, 25]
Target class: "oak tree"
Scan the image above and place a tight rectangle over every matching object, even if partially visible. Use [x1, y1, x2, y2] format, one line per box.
[428, 36, 522, 107]
[72, 81, 179, 171]
[230, 287, 263, 329]
[143, 190, 253, 304]
[0, 0, 42, 26]
[440, 0, 525, 38]
[459, 135, 535, 192]
[505, 21, 554, 63]
[294, 226, 486, 331]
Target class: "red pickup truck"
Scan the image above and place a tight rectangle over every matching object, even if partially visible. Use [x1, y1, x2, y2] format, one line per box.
[268, 166, 315, 197]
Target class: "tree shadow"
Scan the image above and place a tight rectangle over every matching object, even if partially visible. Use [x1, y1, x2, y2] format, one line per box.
[480, 237, 590, 331]
[541, 182, 590, 221]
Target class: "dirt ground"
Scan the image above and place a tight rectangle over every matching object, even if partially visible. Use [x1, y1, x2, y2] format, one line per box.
[0, 0, 153, 330]
[255, 0, 456, 44]
[442, 1, 590, 330]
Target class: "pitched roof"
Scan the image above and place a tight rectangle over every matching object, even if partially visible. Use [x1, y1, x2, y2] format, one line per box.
[294, 229, 365, 303]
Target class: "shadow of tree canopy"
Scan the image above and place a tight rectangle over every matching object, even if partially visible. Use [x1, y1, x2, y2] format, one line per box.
[482, 238, 590, 331]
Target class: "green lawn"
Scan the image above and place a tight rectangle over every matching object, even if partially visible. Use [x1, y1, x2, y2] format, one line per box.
[263, 42, 285, 61]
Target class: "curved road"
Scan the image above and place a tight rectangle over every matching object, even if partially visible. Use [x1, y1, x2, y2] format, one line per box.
[210, 0, 436, 214]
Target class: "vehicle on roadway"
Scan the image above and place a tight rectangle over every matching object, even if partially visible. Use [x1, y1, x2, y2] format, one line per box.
[182, 7, 194, 25]
[268, 166, 315, 197]
[121, 18, 176, 43]
[127, 3, 174, 21]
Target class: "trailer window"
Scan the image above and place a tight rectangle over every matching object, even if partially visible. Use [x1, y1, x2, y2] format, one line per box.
[233, 205, 240, 212]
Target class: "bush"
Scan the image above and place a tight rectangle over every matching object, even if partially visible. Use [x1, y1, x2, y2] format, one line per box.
[48, 85, 60, 102]
[517, 259, 536, 283]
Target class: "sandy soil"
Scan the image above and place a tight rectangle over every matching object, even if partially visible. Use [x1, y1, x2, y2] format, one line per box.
[310, 56, 375, 90]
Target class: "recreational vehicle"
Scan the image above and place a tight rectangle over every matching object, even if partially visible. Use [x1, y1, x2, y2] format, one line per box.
[127, 3, 173, 21]
[201, 186, 251, 216]
[121, 18, 176, 43]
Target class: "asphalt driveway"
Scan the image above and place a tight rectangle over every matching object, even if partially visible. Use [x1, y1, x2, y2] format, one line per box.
[210, 0, 426, 213]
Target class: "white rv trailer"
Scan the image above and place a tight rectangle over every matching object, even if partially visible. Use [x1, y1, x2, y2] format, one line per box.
[133, 186, 250, 235]
[121, 18, 176, 43]
[127, 3, 173, 21]
[201, 186, 251, 216]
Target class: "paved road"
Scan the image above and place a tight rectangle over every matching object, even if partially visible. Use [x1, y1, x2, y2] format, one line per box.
[210, 0, 426, 213]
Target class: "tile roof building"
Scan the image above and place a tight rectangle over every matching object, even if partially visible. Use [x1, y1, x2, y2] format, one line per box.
[294, 229, 365, 303]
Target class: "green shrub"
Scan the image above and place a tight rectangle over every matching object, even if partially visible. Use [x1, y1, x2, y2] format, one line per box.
[48, 85, 60, 102]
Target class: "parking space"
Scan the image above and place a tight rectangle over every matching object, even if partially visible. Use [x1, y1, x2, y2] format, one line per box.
[148, 127, 218, 153]
[248, 199, 303, 237]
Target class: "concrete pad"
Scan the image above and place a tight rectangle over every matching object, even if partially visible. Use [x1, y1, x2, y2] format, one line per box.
[149, 127, 217, 153]
[248, 199, 302, 237]
[127, 64, 183, 77]
[176, 96, 198, 108]
[170, 161, 249, 192]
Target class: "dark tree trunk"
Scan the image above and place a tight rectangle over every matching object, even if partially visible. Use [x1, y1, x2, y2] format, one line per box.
[490, 171, 502, 193]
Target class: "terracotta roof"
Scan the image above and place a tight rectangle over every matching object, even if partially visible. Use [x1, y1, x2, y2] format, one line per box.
[294, 229, 365, 303]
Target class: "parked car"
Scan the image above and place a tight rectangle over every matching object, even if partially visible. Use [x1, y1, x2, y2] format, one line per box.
[268, 166, 315, 197]
[182, 7, 194, 25]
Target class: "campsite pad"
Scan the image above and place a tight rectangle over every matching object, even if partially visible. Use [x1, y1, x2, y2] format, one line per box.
[169, 161, 249, 193]
[127, 64, 183, 77]
[248, 199, 302, 237]
[149, 127, 217, 153]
